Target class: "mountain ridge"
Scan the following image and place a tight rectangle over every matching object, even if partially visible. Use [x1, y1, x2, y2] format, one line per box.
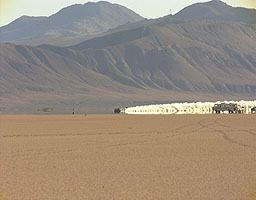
[0, 1, 143, 43]
[1, 0, 255, 46]
[174, 0, 256, 24]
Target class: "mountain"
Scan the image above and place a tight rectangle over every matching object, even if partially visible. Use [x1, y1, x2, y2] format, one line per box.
[42, 20, 256, 95]
[174, 0, 256, 24]
[0, 1, 143, 43]
[2, 0, 255, 46]
[1, 18, 256, 113]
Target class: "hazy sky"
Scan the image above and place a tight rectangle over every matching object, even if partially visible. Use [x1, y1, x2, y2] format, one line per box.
[0, 0, 255, 27]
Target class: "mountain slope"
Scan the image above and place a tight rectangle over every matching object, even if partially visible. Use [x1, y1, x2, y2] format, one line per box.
[62, 20, 256, 94]
[0, 1, 143, 43]
[1, 19, 256, 113]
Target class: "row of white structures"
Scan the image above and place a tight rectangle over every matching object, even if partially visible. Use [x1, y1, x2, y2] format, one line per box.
[123, 100, 256, 115]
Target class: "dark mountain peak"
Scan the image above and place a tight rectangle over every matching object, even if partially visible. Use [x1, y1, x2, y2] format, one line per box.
[174, 0, 256, 24]
[18, 15, 35, 21]
[0, 15, 46, 30]
[46, 1, 143, 29]
[0, 1, 143, 43]
[89, 1, 112, 5]
[49, 3, 100, 20]
[51, 1, 139, 19]
[9, 15, 47, 24]
[206, 0, 228, 6]
[204, 0, 231, 11]
[176, 0, 231, 15]
[95, 1, 126, 7]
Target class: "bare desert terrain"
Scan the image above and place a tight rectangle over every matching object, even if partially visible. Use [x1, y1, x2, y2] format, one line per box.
[0, 114, 256, 200]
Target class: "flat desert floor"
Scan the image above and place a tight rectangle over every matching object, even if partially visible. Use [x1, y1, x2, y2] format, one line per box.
[0, 114, 256, 200]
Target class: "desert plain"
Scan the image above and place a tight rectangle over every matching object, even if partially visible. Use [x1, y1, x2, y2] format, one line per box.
[0, 114, 256, 200]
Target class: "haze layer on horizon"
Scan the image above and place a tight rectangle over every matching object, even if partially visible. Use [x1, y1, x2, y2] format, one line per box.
[0, 0, 256, 27]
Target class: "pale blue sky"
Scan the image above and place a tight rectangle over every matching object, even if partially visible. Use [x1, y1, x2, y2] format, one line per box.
[1, 0, 255, 27]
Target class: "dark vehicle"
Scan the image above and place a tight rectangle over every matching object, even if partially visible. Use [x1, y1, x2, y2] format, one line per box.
[213, 103, 239, 114]
[251, 107, 256, 114]
[114, 108, 121, 114]
[114, 107, 126, 114]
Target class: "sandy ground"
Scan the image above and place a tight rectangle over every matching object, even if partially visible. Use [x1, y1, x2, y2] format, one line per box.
[0, 114, 256, 200]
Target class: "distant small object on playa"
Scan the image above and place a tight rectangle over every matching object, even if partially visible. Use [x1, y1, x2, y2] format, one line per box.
[37, 107, 54, 113]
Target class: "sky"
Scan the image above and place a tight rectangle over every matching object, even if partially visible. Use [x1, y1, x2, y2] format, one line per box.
[0, 0, 256, 27]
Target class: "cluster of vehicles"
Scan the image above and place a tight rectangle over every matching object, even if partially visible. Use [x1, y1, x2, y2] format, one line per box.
[114, 102, 256, 115]
[213, 103, 256, 114]
[212, 103, 241, 114]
